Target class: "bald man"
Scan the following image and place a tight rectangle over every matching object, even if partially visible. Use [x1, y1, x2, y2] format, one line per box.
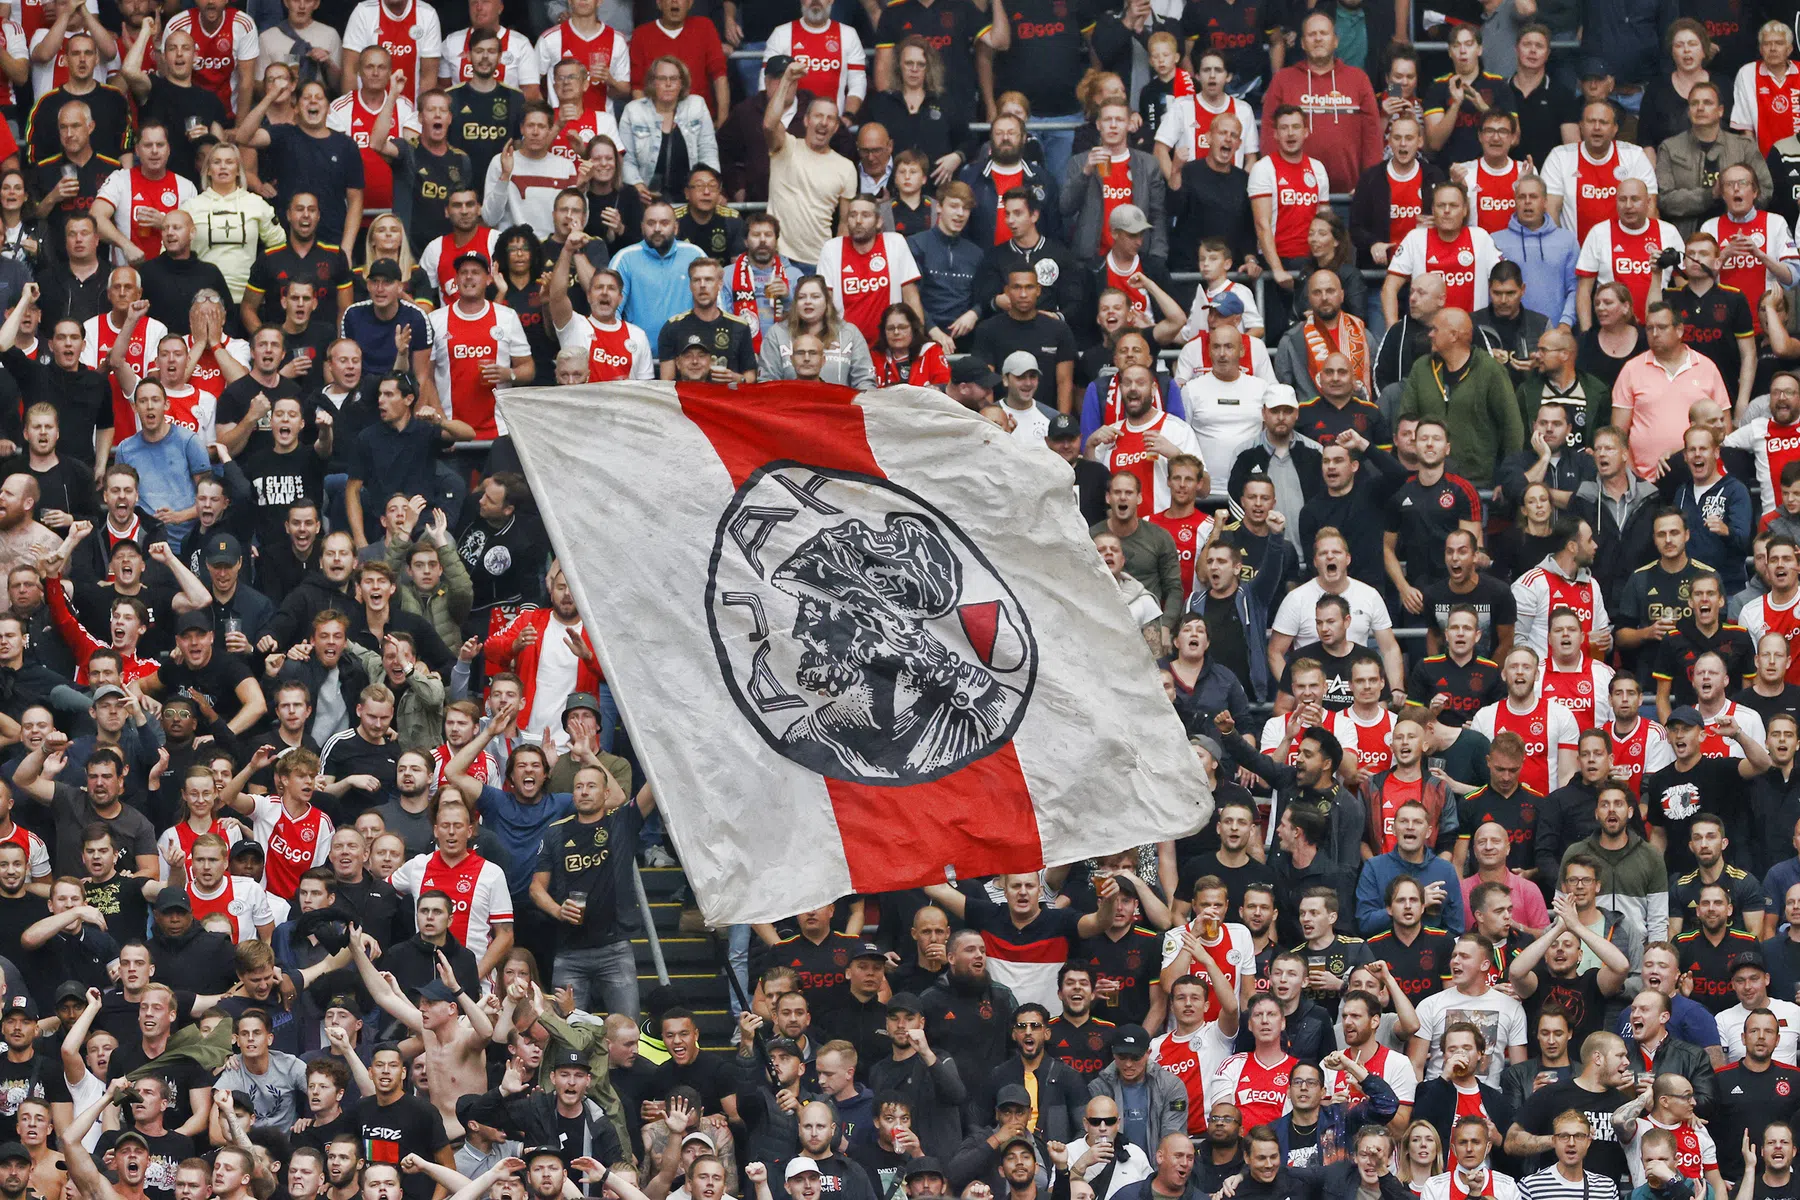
[1398, 307, 1524, 490]
[1374, 271, 1446, 394]
[1277, 269, 1374, 404]
[0, 474, 63, 572]
[1574, 180, 1681, 329]
[1517, 326, 1611, 450]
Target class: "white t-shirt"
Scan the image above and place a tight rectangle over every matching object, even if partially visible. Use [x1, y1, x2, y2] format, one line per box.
[438, 26, 540, 89]
[527, 619, 584, 748]
[1272, 577, 1394, 647]
[1181, 371, 1267, 452]
[1716, 998, 1800, 1063]
[1414, 986, 1528, 1087]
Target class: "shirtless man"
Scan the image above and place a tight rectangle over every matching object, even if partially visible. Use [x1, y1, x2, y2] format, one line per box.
[349, 932, 494, 1137]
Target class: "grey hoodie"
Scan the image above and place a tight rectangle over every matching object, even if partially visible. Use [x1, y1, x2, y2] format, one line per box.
[756, 322, 877, 389]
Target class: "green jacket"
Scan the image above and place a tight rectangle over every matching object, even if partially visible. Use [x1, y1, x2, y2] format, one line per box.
[385, 540, 474, 652]
[533, 1008, 634, 1167]
[343, 644, 445, 753]
[1399, 348, 1525, 487]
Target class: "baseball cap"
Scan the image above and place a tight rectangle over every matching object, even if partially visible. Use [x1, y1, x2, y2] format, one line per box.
[1046, 413, 1078, 440]
[325, 994, 361, 1017]
[764, 53, 793, 77]
[1731, 949, 1770, 975]
[524, 1146, 565, 1164]
[1, 995, 36, 1020]
[366, 258, 403, 283]
[903, 1159, 946, 1182]
[1002, 350, 1040, 377]
[683, 1131, 716, 1149]
[1262, 384, 1300, 410]
[1578, 56, 1612, 79]
[452, 250, 491, 273]
[91, 683, 129, 704]
[1111, 1024, 1151, 1056]
[153, 889, 191, 913]
[679, 333, 710, 353]
[1191, 734, 1224, 762]
[786, 1160, 823, 1182]
[1667, 705, 1705, 727]
[0, 1144, 27, 1164]
[851, 940, 885, 962]
[950, 357, 1001, 390]
[766, 1036, 803, 1058]
[174, 610, 213, 635]
[999, 1136, 1037, 1158]
[205, 534, 243, 567]
[230, 1090, 255, 1113]
[1210, 291, 1246, 319]
[550, 1049, 592, 1071]
[110, 1132, 148, 1152]
[1108, 203, 1151, 235]
[418, 980, 459, 1004]
[53, 982, 86, 1006]
[995, 1084, 1031, 1111]
[886, 992, 923, 1014]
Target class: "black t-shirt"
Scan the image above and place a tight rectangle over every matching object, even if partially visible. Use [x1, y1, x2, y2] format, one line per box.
[1735, 683, 1800, 729]
[359, 1094, 448, 1200]
[0, 1048, 69, 1141]
[1616, 560, 1711, 631]
[1458, 785, 1540, 871]
[1295, 397, 1391, 449]
[1406, 652, 1505, 719]
[140, 77, 228, 154]
[94, 986, 198, 1042]
[1509, 76, 1582, 170]
[656, 311, 756, 375]
[1518, 1080, 1633, 1183]
[679, 212, 745, 261]
[990, 0, 1093, 114]
[1423, 574, 1517, 658]
[1366, 926, 1454, 1000]
[1715, 1061, 1800, 1183]
[262, 125, 365, 245]
[1679, 926, 1763, 1011]
[156, 652, 255, 725]
[317, 730, 401, 809]
[1177, 850, 1277, 915]
[1658, 622, 1757, 708]
[971, 311, 1076, 374]
[1421, 72, 1516, 165]
[1075, 925, 1161, 1026]
[394, 141, 476, 254]
[74, 580, 178, 655]
[552, 1109, 586, 1167]
[217, 375, 302, 460]
[1671, 284, 1754, 389]
[1389, 474, 1482, 584]
[105, 1043, 211, 1132]
[646, 1054, 734, 1114]
[1671, 864, 1766, 931]
[31, 151, 117, 249]
[1180, 0, 1285, 94]
[447, 83, 524, 187]
[96, 1128, 194, 1200]
[1200, 590, 1253, 687]
[245, 243, 353, 329]
[83, 871, 154, 944]
[1643, 756, 1744, 876]
[536, 803, 645, 950]
[0, 454, 97, 526]
[1524, 968, 1609, 1048]
[1279, 641, 1381, 711]
[241, 444, 329, 547]
[0, 894, 46, 968]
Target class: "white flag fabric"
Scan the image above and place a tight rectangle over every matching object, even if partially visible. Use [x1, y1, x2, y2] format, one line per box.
[501, 380, 1209, 925]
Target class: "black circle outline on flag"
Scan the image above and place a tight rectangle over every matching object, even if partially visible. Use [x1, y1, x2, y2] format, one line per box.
[705, 461, 1039, 787]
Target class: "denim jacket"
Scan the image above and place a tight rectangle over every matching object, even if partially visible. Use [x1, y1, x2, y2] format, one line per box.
[617, 95, 720, 189]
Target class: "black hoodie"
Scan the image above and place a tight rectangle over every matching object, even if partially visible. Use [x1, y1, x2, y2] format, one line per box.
[267, 568, 356, 649]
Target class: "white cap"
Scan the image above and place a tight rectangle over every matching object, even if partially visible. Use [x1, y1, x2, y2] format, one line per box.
[785, 1159, 823, 1182]
[1002, 350, 1040, 377]
[1262, 383, 1300, 410]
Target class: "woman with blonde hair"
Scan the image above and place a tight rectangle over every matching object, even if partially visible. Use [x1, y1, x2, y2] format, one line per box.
[861, 35, 966, 181]
[1396, 1121, 1443, 1194]
[1577, 280, 1648, 390]
[181, 142, 284, 304]
[756, 275, 875, 387]
[618, 54, 718, 202]
[354, 212, 433, 306]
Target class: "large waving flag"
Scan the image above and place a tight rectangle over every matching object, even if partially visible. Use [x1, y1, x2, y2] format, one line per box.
[501, 381, 1209, 925]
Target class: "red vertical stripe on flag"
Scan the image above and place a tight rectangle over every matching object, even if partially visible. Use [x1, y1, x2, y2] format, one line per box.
[675, 381, 1044, 889]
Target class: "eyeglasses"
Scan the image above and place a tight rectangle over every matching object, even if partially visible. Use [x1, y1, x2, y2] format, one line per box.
[1087, 1117, 1119, 1127]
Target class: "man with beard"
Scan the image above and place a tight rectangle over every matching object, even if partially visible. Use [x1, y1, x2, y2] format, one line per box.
[920, 931, 1017, 1115]
[240, 193, 354, 336]
[1090, 471, 1182, 632]
[1711, 1005, 1800, 1183]
[263, 530, 358, 651]
[337, 261, 433, 384]
[1216, 710, 1366, 877]
[1679, 883, 1762, 1015]
[455, 474, 549, 636]
[1281, 274, 1376, 407]
[485, 564, 598, 750]
[256, 499, 323, 603]
[866, 994, 965, 1158]
[447, 31, 524, 185]
[722, 212, 798, 354]
[0, 476, 64, 576]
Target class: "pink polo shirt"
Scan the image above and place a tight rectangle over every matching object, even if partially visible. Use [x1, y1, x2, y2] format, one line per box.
[1613, 348, 1731, 479]
[1460, 868, 1550, 932]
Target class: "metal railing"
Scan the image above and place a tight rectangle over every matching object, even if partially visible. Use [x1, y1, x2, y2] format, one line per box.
[633, 863, 672, 987]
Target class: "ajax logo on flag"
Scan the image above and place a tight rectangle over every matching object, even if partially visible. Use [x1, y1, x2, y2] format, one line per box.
[706, 463, 1037, 786]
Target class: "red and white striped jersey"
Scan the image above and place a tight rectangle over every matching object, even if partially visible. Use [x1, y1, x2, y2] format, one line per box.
[390, 849, 513, 956]
[162, 7, 258, 117]
[1151, 1023, 1236, 1134]
[93, 166, 194, 266]
[1093, 410, 1202, 515]
[555, 312, 653, 381]
[1380, 160, 1427, 247]
[343, 0, 444, 102]
[1698, 699, 1765, 759]
[81, 309, 168, 440]
[0, 823, 49, 882]
[1470, 693, 1581, 794]
[439, 25, 539, 90]
[1389, 224, 1503, 314]
[1328, 705, 1396, 776]
[1246, 153, 1329, 258]
[1152, 92, 1258, 167]
[1159, 919, 1254, 1025]
[1206, 1051, 1297, 1130]
[1459, 156, 1523, 233]
[1540, 139, 1658, 242]
[428, 298, 531, 438]
[1536, 655, 1616, 730]
[1733, 60, 1800, 154]
[0, 21, 27, 109]
[1575, 217, 1681, 321]
[534, 19, 628, 112]
[327, 89, 421, 212]
[1513, 559, 1612, 655]
[250, 794, 333, 902]
[1609, 716, 1674, 797]
[1702, 208, 1799, 320]
[762, 19, 866, 112]
[188, 874, 275, 942]
[1725, 416, 1800, 512]
[1740, 590, 1800, 684]
[816, 231, 919, 346]
[419, 226, 502, 303]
